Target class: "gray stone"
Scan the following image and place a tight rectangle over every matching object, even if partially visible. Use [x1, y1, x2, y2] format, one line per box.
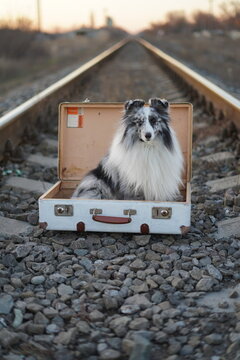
[206, 175, 240, 193]
[78, 342, 97, 356]
[26, 303, 44, 313]
[103, 296, 119, 310]
[129, 259, 146, 271]
[152, 314, 163, 327]
[109, 316, 131, 337]
[180, 345, 194, 356]
[155, 331, 168, 343]
[129, 317, 149, 330]
[229, 332, 240, 343]
[204, 334, 223, 345]
[76, 320, 91, 334]
[168, 341, 181, 355]
[235, 195, 240, 206]
[97, 248, 114, 260]
[42, 138, 58, 151]
[2, 254, 18, 267]
[4, 176, 53, 195]
[89, 310, 105, 322]
[33, 334, 54, 344]
[1, 353, 24, 360]
[129, 335, 151, 360]
[145, 250, 161, 261]
[58, 284, 74, 296]
[12, 308, 23, 328]
[49, 273, 66, 283]
[206, 264, 223, 281]
[120, 304, 140, 314]
[54, 328, 78, 345]
[122, 338, 134, 355]
[43, 307, 58, 318]
[27, 154, 57, 168]
[70, 238, 88, 249]
[151, 243, 167, 253]
[27, 212, 39, 225]
[164, 322, 178, 335]
[133, 235, 151, 246]
[199, 135, 218, 145]
[217, 217, 240, 239]
[13, 244, 33, 258]
[0, 294, 14, 314]
[196, 277, 215, 291]
[201, 151, 234, 163]
[0, 216, 33, 236]
[190, 267, 202, 281]
[151, 291, 165, 304]
[27, 323, 45, 335]
[0, 328, 20, 347]
[79, 258, 94, 273]
[46, 323, 61, 334]
[11, 278, 23, 288]
[124, 294, 152, 309]
[31, 275, 46, 285]
[99, 349, 121, 360]
[171, 277, 184, 289]
[131, 282, 149, 293]
[199, 256, 211, 266]
[226, 340, 240, 356]
[34, 312, 49, 325]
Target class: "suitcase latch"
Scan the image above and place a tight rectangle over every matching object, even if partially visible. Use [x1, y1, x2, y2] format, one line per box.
[90, 208, 102, 215]
[152, 207, 172, 219]
[55, 205, 73, 216]
[123, 209, 137, 216]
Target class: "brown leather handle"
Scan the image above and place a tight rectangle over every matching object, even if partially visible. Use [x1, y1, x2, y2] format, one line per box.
[92, 215, 132, 224]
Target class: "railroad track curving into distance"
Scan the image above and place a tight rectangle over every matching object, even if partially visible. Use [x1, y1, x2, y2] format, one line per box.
[0, 37, 240, 360]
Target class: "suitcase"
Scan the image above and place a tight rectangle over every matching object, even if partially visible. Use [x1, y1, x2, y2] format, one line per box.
[39, 102, 192, 234]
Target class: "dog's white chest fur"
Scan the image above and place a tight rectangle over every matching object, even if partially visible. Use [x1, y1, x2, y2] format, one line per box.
[107, 127, 183, 201]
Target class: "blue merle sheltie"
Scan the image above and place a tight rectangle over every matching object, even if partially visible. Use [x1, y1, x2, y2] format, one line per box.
[72, 98, 183, 201]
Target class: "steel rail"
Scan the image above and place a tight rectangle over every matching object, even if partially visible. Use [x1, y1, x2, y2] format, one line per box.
[0, 38, 130, 159]
[138, 38, 240, 127]
[1, 36, 240, 161]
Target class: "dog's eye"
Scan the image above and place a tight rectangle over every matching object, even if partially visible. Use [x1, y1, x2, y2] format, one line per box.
[149, 117, 157, 125]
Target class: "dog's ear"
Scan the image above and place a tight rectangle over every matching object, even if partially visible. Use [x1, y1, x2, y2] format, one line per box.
[149, 98, 169, 111]
[124, 99, 145, 112]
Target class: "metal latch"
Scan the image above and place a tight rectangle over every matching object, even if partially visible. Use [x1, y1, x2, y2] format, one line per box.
[55, 205, 73, 216]
[123, 209, 137, 216]
[152, 207, 172, 219]
[90, 208, 102, 215]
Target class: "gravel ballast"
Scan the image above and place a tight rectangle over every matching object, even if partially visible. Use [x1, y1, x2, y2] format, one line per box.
[0, 41, 240, 360]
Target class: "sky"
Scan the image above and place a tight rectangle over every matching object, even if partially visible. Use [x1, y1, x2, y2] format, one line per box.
[0, 0, 223, 33]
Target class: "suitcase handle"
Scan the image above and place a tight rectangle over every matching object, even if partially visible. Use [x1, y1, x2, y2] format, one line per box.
[92, 215, 132, 224]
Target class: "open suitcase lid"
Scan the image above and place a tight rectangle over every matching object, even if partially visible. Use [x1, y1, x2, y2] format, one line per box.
[58, 102, 192, 183]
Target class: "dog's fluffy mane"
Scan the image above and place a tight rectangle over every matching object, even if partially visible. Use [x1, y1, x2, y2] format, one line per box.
[72, 98, 184, 201]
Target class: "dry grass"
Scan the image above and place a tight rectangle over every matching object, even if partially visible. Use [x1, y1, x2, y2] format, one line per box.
[142, 32, 240, 98]
[0, 28, 126, 96]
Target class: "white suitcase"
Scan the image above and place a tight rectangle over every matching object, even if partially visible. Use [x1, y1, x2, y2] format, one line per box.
[39, 102, 192, 234]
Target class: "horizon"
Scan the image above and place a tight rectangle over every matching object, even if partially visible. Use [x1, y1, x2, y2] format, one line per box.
[0, 0, 225, 33]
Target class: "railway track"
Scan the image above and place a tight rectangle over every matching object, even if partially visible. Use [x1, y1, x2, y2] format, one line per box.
[0, 38, 240, 360]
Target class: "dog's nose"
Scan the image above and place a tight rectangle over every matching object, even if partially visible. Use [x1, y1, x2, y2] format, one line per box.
[145, 132, 152, 140]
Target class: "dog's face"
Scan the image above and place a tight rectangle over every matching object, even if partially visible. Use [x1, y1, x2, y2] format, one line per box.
[123, 98, 173, 149]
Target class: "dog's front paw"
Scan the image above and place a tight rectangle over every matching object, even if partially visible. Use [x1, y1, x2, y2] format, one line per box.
[149, 98, 169, 110]
[125, 99, 145, 111]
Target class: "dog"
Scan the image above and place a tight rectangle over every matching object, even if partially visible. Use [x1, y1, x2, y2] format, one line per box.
[72, 98, 184, 201]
